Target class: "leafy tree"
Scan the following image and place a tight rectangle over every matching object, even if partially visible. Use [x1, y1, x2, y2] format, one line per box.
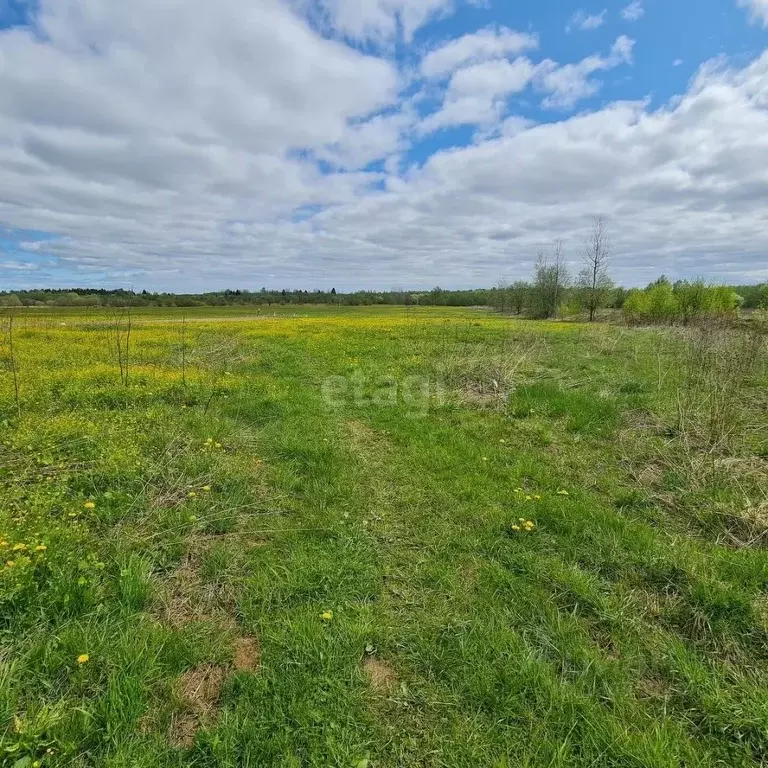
[531, 241, 569, 319]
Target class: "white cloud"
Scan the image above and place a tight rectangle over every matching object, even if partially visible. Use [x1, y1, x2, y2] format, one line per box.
[738, 0, 768, 26]
[314, 0, 454, 42]
[566, 9, 607, 32]
[421, 26, 539, 78]
[420, 57, 535, 132]
[536, 36, 635, 109]
[1, 1, 768, 290]
[621, 1, 645, 22]
[673, 59, 683, 67]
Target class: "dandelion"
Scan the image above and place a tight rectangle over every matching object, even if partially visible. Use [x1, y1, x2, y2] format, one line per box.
[514, 488, 523, 493]
[499, 439, 506, 444]
[77, 654, 89, 664]
[205, 438, 213, 444]
[188, 491, 197, 498]
[6, 561, 14, 567]
[202, 485, 211, 492]
[0, 539, 7, 547]
[533, 495, 541, 501]
[321, 611, 333, 621]
[84, 501, 96, 509]
[214, 442, 222, 449]
[523, 520, 536, 531]
[12, 543, 26, 551]
[35, 545, 47, 552]
[510, 525, 521, 532]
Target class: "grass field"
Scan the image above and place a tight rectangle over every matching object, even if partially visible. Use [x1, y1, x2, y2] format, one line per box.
[1, 306, 767, 767]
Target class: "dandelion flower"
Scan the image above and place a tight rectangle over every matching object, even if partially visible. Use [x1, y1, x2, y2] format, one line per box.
[35, 545, 47, 552]
[188, 491, 197, 498]
[77, 654, 89, 664]
[214, 442, 222, 449]
[533, 495, 541, 501]
[321, 611, 333, 621]
[205, 438, 213, 444]
[510, 525, 521, 532]
[0, 540, 7, 547]
[84, 501, 96, 509]
[12, 543, 26, 551]
[499, 439, 506, 444]
[202, 485, 211, 492]
[6, 561, 14, 567]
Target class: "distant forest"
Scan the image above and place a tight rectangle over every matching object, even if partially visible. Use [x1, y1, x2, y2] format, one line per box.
[0, 282, 766, 313]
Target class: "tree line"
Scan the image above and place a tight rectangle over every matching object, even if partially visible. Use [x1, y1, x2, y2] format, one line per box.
[2, 216, 766, 320]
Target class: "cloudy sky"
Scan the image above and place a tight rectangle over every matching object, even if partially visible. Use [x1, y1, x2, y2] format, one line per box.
[0, 0, 767, 292]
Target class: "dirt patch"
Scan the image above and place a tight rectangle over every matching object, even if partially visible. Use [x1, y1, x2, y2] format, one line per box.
[168, 713, 200, 749]
[178, 664, 225, 715]
[233, 636, 260, 671]
[363, 657, 398, 693]
[169, 664, 226, 748]
[154, 551, 237, 628]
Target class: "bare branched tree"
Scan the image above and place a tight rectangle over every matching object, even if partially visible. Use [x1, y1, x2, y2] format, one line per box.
[578, 216, 614, 322]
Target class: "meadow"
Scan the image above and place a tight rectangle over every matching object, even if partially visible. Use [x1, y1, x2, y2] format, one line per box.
[0, 305, 767, 767]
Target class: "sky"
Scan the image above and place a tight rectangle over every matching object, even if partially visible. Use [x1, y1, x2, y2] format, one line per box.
[0, 0, 767, 292]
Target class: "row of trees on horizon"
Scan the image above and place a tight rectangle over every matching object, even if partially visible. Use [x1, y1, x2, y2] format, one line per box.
[1, 218, 766, 319]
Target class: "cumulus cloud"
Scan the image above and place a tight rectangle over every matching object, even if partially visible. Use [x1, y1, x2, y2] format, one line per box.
[738, 0, 768, 26]
[566, 9, 607, 32]
[536, 36, 635, 109]
[421, 26, 539, 78]
[420, 57, 536, 132]
[621, 1, 645, 22]
[0, 0, 767, 291]
[313, 0, 455, 42]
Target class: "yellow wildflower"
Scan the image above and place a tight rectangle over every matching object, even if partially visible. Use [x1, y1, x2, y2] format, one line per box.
[202, 485, 211, 492]
[525, 495, 532, 501]
[188, 491, 197, 498]
[84, 501, 96, 509]
[320, 611, 333, 621]
[533, 495, 541, 501]
[0, 540, 7, 547]
[510, 525, 521, 532]
[514, 488, 523, 493]
[12, 543, 26, 551]
[499, 439, 506, 444]
[77, 654, 89, 664]
[214, 442, 222, 449]
[35, 545, 47, 552]
[6, 561, 14, 567]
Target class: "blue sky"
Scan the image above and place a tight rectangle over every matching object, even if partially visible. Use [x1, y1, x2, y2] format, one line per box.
[0, 0, 767, 291]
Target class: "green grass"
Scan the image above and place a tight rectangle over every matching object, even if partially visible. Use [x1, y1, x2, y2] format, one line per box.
[0, 306, 767, 767]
